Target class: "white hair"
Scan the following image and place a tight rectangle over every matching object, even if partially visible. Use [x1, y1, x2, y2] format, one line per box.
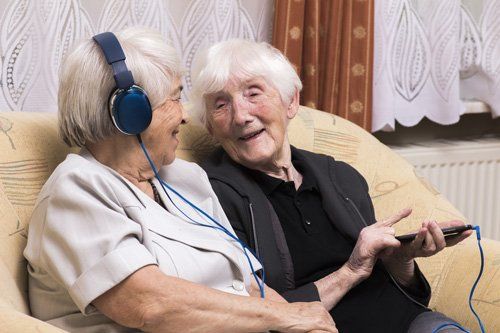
[190, 39, 302, 126]
[58, 27, 182, 147]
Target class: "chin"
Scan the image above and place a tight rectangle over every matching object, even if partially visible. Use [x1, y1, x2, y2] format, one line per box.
[162, 153, 176, 166]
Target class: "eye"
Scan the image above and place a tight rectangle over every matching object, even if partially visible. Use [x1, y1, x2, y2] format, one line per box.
[214, 97, 228, 110]
[246, 86, 262, 98]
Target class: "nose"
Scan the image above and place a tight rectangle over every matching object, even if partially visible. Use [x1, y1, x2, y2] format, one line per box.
[232, 96, 252, 126]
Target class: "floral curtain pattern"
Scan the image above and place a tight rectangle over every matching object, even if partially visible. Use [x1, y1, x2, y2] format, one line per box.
[373, 0, 500, 132]
[460, 0, 500, 120]
[0, 0, 274, 112]
[272, 0, 374, 131]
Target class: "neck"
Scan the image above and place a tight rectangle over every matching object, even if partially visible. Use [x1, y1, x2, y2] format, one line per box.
[86, 135, 156, 192]
[252, 143, 303, 189]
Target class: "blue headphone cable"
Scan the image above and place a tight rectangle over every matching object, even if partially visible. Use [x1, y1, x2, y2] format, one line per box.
[138, 139, 266, 298]
[432, 225, 486, 333]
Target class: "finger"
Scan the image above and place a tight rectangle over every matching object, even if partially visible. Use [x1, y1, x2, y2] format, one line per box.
[422, 221, 437, 254]
[381, 235, 401, 250]
[375, 226, 396, 237]
[445, 229, 474, 247]
[368, 235, 401, 259]
[411, 224, 427, 251]
[378, 207, 412, 227]
[428, 221, 446, 251]
[434, 220, 471, 246]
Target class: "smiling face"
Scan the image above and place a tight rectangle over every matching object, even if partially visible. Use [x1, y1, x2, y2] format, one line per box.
[205, 77, 299, 171]
[142, 77, 187, 166]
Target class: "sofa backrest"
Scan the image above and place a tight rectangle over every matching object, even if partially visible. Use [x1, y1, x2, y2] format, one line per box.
[0, 107, 466, 314]
[0, 112, 73, 313]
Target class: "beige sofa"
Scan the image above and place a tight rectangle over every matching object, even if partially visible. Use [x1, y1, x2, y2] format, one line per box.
[0, 107, 499, 332]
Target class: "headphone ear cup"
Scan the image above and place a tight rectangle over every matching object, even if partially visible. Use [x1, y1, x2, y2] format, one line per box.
[110, 85, 152, 135]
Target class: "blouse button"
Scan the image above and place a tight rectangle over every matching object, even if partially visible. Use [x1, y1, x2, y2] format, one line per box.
[232, 280, 245, 291]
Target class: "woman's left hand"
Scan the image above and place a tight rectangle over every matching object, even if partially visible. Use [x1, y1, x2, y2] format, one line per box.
[382, 219, 473, 286]
[392, 220, 473, 262]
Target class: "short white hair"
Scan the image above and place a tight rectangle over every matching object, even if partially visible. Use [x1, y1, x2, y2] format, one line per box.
[190, 39, 302, 126]
[58, 27, 182, 147]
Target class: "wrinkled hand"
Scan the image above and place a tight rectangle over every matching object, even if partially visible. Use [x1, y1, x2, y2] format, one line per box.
[345, 208, 412, 281]
[391, 219, 473, 263]
[277, 301, 338, 333]
[382, 219, 473, 286]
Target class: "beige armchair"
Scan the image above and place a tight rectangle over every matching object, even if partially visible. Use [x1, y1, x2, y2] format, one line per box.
[0, 107, 499, 332]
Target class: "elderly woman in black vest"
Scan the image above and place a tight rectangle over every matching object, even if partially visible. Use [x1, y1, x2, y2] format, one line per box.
[192, 40, 472, 333]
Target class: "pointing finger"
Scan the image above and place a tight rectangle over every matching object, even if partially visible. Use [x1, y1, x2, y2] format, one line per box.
[378, 207, 412, 227]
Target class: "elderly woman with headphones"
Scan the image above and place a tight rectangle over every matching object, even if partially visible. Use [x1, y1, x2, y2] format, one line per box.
[23, 28, 337, 333]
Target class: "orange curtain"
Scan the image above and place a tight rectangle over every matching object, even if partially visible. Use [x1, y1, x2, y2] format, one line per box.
[273, 0, 374, 131]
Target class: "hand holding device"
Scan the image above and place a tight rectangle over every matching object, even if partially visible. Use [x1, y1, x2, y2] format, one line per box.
[396, 224, 473, 242]
[391, 220, 473, 262]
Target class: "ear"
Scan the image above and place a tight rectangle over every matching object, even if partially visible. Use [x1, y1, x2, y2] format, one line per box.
[286, 89, 300, 120]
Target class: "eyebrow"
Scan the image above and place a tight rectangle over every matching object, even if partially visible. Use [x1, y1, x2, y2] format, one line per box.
[210, 80, 264, 96]
[243, 77, 265, 85]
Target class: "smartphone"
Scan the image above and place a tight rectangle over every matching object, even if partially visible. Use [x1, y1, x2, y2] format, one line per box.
[395, 224, 474, 243]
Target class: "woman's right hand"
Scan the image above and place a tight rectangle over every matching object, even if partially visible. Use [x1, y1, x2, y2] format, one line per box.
[276, 301, 338, 333]
[345, 208, 412, 281]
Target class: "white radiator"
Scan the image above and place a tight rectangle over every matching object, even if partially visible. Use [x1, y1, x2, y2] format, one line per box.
[391, 137, 500, 240]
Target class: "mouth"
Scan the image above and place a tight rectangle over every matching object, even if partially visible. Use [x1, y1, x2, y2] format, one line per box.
[239, 129, 265, 141]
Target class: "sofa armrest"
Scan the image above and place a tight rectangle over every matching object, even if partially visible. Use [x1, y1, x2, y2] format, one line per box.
[287, 107, 500, 331]
[419, 237, 500, 332]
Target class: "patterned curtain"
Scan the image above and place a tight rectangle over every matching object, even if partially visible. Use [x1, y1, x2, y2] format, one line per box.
[0, 0, 274, 113]
[272, 0, 374, 131]
[373, 0, 500, 132]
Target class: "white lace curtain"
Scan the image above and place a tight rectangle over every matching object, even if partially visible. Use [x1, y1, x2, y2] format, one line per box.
[0, 0, 274, 113]
[373, 0, 500, 132]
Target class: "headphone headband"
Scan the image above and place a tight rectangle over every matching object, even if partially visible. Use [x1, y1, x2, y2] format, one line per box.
[93, 32, 134, 89]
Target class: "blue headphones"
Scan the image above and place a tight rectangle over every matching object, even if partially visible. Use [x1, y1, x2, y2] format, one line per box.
[93, 32, 152, 135]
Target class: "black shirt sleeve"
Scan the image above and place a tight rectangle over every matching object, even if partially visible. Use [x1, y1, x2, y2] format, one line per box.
[281, 282, 321, 302]
[394, 262, 432, 306]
